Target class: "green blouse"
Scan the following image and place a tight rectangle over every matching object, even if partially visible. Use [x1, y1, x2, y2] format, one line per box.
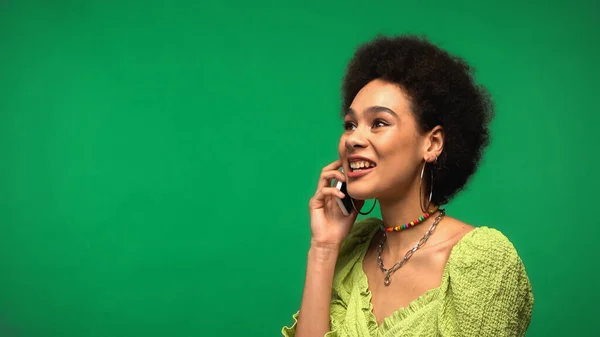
[282, 218, 534, 336]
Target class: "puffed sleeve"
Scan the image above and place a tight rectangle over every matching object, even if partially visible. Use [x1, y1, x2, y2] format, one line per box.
[439, 227, 534, 337]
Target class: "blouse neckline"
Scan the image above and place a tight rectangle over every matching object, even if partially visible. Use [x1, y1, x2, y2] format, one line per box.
[354, 221, 486, 332]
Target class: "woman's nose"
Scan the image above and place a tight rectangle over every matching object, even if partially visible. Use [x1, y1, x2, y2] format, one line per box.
[345, 129, 368, 149]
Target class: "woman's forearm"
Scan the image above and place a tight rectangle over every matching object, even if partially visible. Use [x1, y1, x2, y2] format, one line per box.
[295, 243, 340, 337]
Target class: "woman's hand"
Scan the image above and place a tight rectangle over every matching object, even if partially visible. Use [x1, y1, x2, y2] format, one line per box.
[308, 159, 364, 249]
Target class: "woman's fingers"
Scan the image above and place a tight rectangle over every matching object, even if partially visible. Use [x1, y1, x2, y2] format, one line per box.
[310, 187, 345, 209]
[316, 170, 346, 191]
[315, 160, 345, 191]
[322, 159, 342, 172]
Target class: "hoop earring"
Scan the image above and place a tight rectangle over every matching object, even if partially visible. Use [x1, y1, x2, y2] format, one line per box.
[419, 161, 434, 213]
[351, 198, 377, 215]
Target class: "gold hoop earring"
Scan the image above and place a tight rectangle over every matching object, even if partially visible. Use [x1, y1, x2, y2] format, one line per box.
[351, 198, 377, 215]
[419, 160, 434, 213]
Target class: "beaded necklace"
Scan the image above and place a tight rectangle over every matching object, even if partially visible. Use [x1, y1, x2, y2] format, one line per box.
[379, 207, 439, 232]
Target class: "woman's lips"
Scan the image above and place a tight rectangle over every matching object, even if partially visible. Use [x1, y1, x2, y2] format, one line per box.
[347, 167, 374, 178]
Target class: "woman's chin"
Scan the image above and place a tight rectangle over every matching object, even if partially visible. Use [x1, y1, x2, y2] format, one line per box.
[347, 188, 377, 201]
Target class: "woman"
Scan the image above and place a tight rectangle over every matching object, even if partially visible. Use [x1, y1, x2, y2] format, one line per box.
[282, 35, 534, 336]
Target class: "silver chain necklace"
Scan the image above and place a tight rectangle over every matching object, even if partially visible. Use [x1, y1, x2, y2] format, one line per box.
[377, 209, 446, 286]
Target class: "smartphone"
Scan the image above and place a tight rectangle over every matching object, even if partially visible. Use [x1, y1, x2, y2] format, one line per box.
[334, 170, 353, 216]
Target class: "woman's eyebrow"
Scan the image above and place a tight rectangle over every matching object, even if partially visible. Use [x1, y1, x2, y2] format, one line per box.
[346, 106, 398, 118]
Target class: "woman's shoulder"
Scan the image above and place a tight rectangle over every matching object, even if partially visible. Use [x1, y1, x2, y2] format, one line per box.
[451, 226, 521, 262]
[446, 225, 530, 285]
[440, 226, 534, 335]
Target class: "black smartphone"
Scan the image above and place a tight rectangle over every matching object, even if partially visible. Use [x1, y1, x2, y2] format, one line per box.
[334, 178, 353, 216]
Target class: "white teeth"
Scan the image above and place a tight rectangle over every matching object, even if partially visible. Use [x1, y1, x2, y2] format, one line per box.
[349, 160, 376, 170]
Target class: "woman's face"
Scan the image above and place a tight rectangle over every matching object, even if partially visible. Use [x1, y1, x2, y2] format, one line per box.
[338, 79, 428, 201]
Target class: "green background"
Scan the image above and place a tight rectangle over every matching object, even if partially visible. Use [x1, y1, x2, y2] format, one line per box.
[1, 1, 598, 336]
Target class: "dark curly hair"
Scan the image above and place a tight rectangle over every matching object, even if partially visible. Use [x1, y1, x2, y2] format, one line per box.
[341, 34, 494, 205]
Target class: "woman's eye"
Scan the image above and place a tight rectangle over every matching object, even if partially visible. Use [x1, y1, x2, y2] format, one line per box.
[372, 119, 388, 128]
[343, 121, 356, 130]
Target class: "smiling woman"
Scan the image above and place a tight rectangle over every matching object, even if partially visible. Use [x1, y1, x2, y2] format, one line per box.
[281, 35, 533, 337]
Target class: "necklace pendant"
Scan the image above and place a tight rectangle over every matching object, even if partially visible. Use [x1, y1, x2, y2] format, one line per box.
[384, 274, 391, 287]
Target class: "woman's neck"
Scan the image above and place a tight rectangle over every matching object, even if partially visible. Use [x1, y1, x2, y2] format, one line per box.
[378, 195, 439, 258]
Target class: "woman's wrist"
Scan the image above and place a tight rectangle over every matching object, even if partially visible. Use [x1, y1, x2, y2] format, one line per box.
[309, 240, 341, 262]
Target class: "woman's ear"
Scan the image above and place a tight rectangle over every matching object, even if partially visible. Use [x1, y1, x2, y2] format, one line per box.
[424, 125, 444, 162]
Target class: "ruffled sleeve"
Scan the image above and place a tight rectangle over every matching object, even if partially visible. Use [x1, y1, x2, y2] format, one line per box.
[281, 311, 341, 337]
[439, 227, 534, 336]
[281, 311, 299, 337]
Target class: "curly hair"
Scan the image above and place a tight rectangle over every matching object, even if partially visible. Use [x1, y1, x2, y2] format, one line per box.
[341, 34, 494, 205]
